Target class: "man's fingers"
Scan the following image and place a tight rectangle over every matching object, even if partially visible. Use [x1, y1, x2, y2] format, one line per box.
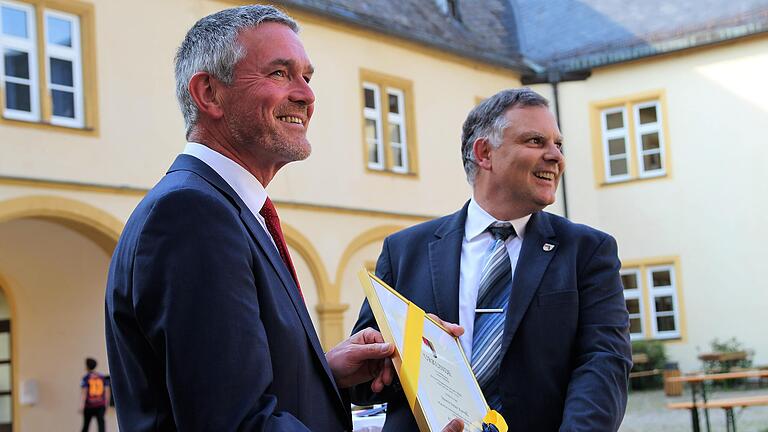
[441, 418, 464, 432]
[427, 313, 464, 337]
[346, 341, 393, 363]
[370, 357, 394, 392]
[353, 327, 386, 345]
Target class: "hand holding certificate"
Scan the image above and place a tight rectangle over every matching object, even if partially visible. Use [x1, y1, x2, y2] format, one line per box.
[358, 270, 507, 432]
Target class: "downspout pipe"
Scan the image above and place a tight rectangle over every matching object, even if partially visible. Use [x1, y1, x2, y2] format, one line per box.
[548, 70, 569, 220]
[521, 68, 591, 220]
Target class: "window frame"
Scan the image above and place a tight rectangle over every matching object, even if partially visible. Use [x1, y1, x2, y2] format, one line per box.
[591, 90, 671, 186]
[633, 101, 666, 178]
[620, 257, 684, 342]
[43, 8, 83, 128]
[359, 69, 418, 176]
[620, 268, 645, 340]
[647, 264, 680, 339]
[362, 82, 385, 170]
[600, 106, 631, 183]
[0, 0, 40, 122]
[386, 87, 408, 173]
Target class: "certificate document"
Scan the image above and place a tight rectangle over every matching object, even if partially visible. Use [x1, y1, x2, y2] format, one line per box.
[359, 270, 499, 432]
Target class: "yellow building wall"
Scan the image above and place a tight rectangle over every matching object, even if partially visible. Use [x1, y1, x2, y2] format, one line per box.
[547, 35, 768, 370]
[0, 219, 117, 432]
[0, 1, 528, 429]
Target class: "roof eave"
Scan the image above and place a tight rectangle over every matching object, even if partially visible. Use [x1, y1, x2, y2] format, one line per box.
[275, 1, 533, 74]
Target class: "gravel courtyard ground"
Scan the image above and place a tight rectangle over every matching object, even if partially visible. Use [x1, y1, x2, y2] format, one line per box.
[620, 388, 768, 432]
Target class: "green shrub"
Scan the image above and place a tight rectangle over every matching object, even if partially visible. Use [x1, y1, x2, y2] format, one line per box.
[630, 340, 668, 390]
[703, 337, 753, 373]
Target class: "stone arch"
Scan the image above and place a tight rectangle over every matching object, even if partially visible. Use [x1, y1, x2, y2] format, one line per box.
[333, 225, 405, 287]
[0, 196, 123, 255]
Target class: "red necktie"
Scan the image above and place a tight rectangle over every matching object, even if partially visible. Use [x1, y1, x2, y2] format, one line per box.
[259, 198, 302, 297]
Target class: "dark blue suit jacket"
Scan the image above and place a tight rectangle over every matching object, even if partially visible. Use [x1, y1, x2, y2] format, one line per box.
[352, 202, 631, 431]
[105, 155, 351, 431]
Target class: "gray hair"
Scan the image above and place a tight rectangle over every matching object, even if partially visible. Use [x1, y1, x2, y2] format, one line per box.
[174, 5, 299, 135]
[461, 88, 549, 184]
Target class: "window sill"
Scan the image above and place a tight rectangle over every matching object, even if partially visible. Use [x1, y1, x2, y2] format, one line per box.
[0, 117, 97, 136]
[599, 173, 668, 187]
[365, 167, 419, 179]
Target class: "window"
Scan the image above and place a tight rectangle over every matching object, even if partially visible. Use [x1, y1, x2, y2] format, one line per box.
[592, 91, 669, 184]
[620, 259, 683, 340]
[621, 269, 644, 340]
[360, 70, 418, 175]
[0, 0, 94, 130]
[647, 265, 680, 339]
[435, 0, 460, 20]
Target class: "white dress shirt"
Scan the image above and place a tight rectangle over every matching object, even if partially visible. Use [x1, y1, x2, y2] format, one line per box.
[182, 142, 276, 250]
[458, 198, 531, 360]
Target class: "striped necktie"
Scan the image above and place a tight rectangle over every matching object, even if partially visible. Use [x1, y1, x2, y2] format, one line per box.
[471, 221, 516, 411]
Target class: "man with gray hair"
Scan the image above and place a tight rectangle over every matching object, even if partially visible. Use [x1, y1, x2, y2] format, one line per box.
[105, 5, 467, 431]
[353, 88, 632, 430]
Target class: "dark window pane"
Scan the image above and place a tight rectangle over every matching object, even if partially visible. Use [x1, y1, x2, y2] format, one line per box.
[609, 159, 628, 176]
[392, 146, 403, 168]
[50, 58, 74, 86]
[639, 106, 658, 124]
[630, 318, 642, 334]
[621, 273, 638, 290]
[5, 82, 31, 111]
[652, 270, 671, 287]
[52, 89, 75, 118]
[644, 153, 662, 171]
[368, 141, 380, 165]
[655, 296, 674, 312]
[657, 315, 676, 332]
[364, 88, 375, 109]
[388, 93, 399, 114]
[608, 138, 625, 156]
[389, 124, 402, 144]
[605, 111, 623, 129]
[641, 133, 660, 151]
[626, 299, 640, 314]
[4, 49, 29, 79]
[47, 16, 72, 47]
[1, 6, 27, 38]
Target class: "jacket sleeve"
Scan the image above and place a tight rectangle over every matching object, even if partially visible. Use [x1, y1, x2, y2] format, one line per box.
[560, 234, 633, 432]
[133, 188, 311, 431]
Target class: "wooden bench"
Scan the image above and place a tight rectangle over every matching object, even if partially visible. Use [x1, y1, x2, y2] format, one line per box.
[668, 395, 768, 432]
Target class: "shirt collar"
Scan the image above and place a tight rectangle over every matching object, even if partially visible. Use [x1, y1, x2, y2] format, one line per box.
[182, 142, 267, 216]
[465, 198, 531, 241]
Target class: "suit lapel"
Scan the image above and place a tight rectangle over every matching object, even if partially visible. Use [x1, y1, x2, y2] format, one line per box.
[427, 202, 469, 324]
[168, 155, 344, 406]
[500, 211, 558, 355]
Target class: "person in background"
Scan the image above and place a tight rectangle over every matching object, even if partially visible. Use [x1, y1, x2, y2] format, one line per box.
[80, 357, 109, 432]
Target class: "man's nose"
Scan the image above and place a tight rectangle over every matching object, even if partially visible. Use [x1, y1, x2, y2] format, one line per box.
[290, 78, 315, 106]
[544, 141, 564, 163]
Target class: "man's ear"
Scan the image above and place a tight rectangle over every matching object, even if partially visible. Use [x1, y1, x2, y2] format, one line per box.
[188, 72, 224, 120]
[472, 137, 493, 171]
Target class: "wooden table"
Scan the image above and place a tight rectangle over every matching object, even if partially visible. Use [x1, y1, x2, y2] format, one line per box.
[667, 370, 768, 432]
[697, 351, 748, 363]
[668, 394, 768, 432]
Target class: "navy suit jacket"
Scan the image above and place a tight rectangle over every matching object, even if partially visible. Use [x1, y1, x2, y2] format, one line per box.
[352, 202, 632, 431]
[105, 155, 351, 431]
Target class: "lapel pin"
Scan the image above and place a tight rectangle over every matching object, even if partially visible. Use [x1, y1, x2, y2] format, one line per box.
[543, 243, 555, 252]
